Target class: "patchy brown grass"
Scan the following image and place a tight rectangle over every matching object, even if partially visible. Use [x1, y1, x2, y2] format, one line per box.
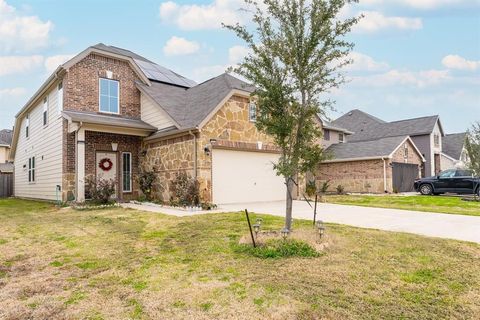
[0, 198, 479, 319]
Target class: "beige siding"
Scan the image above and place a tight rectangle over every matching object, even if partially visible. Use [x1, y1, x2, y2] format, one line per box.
[140, 93, 174, 129]
[440, 154, 456, 170]
[0, 146, 9, 163]
[14, 84, 63, 200]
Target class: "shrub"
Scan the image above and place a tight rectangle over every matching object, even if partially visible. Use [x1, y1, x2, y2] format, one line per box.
[336, 184, 345, 195]
[85, 176, 116, 204]
[236, 238, 319, 259]
[138, 171, 156, 201]
[320, 180, 330, 194]
[170, 172, 200, 207]
[305, 180, 317, 197]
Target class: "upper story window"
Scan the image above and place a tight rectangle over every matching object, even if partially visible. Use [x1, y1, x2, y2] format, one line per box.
[339, 133, 344, 143]
[404, 143, 408, 160]
[57, 82, 63, 115]
[434, 134, 440, 147]
[99, 78, 119, 114]
[26, 114, 29, 138]
[323, 129, 330, 141]
[43, 97, 48, 126]
[249, 102, 257, 122]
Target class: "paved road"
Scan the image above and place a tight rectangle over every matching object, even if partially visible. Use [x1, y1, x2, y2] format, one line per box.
[220, 201, 480, 244]
[122, 201, 480, 243]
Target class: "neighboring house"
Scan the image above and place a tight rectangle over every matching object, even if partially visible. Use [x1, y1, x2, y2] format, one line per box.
[10, 43, 296, 204]
[0, 129, 13, 164]
[441, 132, 468, 170]
[332, 109, 444, 177]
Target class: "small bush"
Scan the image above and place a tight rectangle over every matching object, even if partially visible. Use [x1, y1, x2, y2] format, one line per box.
[305, 180, 317, 197]
[336, 184, 345, 195]
[138, 171, 156, 201]
[236, 238, 319, 259]
[320, 180, 330, 194]
[85, 176, 116, 204]
[170, 172, 200, 207]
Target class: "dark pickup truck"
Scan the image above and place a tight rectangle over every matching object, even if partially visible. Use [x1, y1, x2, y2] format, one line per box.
[414, 169, 480, 196]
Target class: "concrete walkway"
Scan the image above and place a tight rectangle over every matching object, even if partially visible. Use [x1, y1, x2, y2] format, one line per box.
[122, 201, 480, 244]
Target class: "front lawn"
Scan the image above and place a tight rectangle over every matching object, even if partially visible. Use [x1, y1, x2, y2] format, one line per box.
[0, 198, 479, 319]
[324, 194, 480, 216]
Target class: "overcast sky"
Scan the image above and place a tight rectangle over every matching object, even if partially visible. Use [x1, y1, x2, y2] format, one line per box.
[0, 0, 479, 133]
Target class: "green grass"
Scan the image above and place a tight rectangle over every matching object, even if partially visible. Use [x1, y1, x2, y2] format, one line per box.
[324, 194, 480, 216]
[0, 198, 479, 319]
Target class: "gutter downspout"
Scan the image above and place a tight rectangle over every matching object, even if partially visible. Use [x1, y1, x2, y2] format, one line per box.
[382, 157, 387, 193]
[189, 130, 197, 179]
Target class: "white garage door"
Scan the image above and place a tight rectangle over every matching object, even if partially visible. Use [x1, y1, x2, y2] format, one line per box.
[212, 149, 286, 204]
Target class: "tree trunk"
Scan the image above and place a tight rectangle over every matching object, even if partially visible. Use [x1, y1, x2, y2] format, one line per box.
[285, 177, 294, 230]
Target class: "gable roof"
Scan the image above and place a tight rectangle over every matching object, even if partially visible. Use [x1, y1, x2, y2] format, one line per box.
[442, 132, 466, 160]
[137, 73, 254, 130]
[0, 129, 13, 146]
[332, 109, 443, 142]
[325, 135, 409, 161]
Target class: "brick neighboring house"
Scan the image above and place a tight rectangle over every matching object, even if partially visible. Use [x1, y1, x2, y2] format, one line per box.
[11, 43, 350, 204]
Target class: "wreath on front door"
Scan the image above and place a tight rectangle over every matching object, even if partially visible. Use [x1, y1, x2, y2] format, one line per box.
[99, 158, 113, 172]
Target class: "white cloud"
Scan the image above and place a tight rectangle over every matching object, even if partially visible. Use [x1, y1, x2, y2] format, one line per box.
[0, 0, 53, 53]
[191, 64, 228, 82]
[163, 36, 200, 56]
[442, 54, 480, 71]
[362, 0, 477, 10]
[159, 0, 245, 30]
[44, 54, 74, 73]
[228, 45, 250, 64]
[0, 87, 27, 98]
[355, 11, 422, 33]
[0, 55, 43, 76]
[345, 52, 389, 71]
[352, 69, 450, 88]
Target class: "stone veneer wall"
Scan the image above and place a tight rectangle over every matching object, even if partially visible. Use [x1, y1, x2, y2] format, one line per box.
[63, 53, 142, 119]
[140, 94, 281, 203]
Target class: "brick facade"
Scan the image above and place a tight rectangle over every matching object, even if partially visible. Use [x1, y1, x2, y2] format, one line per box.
[315, 139, 423, 194]
[63, 53, 141, 119]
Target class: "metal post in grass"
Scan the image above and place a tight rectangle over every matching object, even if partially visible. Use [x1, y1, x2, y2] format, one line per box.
[244, 209, 256, 248]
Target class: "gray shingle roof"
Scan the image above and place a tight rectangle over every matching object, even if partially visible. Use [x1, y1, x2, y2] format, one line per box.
[325, 135, 408, 160]
[62, 111, 157, 131]
[0, 129, 13, 146]
[442, 132, 466, 159]
[137, 73, 254, 129]
[332, 109, 440, 142]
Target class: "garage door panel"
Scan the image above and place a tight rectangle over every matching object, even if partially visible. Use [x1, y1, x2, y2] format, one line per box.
[212, 149, 286, 204]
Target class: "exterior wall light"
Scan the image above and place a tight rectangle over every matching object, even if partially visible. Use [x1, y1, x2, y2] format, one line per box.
[111, 142, 118, 152]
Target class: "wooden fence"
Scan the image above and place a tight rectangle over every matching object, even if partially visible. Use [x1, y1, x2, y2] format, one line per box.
[0, 173, 13, 198]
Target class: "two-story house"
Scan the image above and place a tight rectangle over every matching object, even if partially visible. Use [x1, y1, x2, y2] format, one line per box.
[10, 44, 296, 204]
[0, 129, 14, 174]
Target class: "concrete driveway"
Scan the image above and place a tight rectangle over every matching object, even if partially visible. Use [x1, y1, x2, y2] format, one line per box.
[220, 201, 480, 244]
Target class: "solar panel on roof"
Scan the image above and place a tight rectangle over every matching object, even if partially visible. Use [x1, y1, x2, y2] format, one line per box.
[133, 59, 196, 88]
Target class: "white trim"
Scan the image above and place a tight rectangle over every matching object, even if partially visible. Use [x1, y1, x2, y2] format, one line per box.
[43, 96, 48, 127]
[57, 82, 63, 116]
[440, 152, 456, 162]
[389, 136, 426, 162]
[122, 152, 132, 193]
[198, 89, 251, 129]
[99, 78, 120, 114]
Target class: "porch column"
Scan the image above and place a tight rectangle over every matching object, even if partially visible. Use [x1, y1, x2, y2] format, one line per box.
[77, 128, 86, 202]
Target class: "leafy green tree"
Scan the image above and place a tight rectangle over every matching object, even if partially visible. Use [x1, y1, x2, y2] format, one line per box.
[466, 121, 480, 175]
[225, 0, 360, 230]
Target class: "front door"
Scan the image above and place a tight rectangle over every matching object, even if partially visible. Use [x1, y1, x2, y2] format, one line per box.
[96, 152, 117, 198]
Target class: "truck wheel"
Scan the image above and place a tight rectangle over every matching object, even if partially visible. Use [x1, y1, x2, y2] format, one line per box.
[420, 184, 433, 195]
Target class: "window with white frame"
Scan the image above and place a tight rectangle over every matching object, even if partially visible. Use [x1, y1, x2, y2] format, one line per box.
[99, 78, 119, 113]
[323, 129, 330, 141]
[434, 134, 440, 147]
[43, 97, 48, 126]
[28, 156, 35, 182]
[26, 114, 29, 138]
[248, 102, 257, 122]
[404, 143, 408, 161]
[57, 82, 63, 115]
[339, 133, 344, 143]
[122, 152, 132, 192]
